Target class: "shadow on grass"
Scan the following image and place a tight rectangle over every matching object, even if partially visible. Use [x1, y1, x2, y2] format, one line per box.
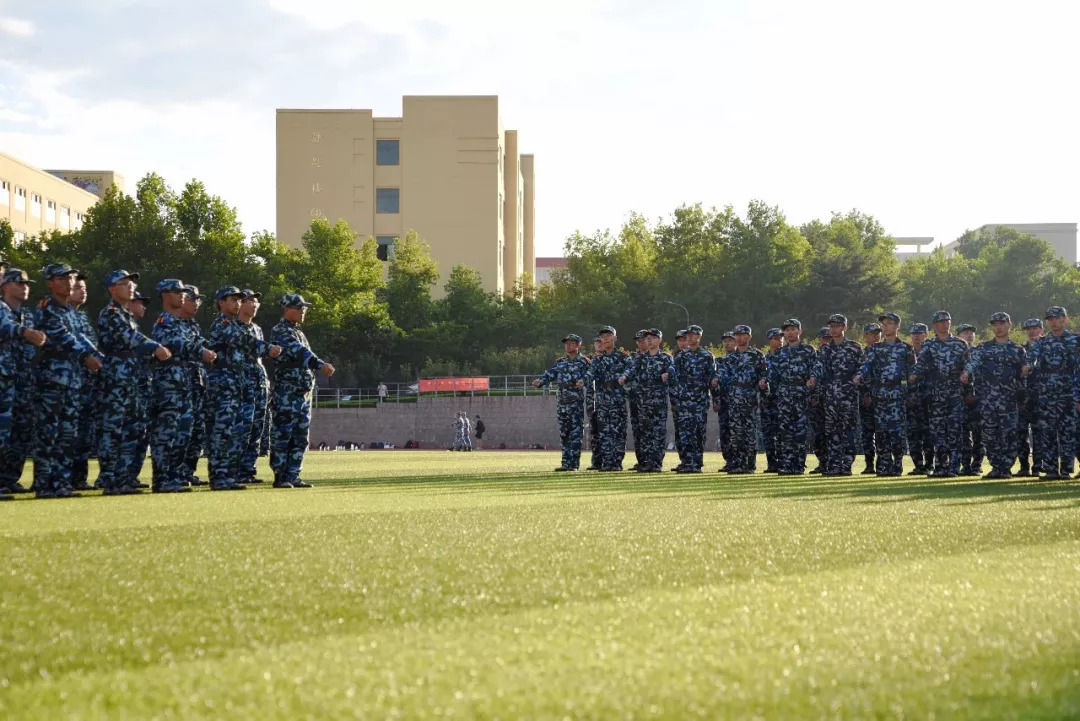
[301, 469, 1080, 508]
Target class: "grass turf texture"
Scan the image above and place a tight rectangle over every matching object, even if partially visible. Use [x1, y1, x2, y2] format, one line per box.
[2, 452, 1080, 719]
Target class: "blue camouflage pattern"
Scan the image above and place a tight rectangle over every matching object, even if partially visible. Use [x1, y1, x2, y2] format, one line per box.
[914, 335, 970, 475]
[269, 318, 324, 484]
[813, 339, 864, 474]
[1027, 330, 1080, 475]
[584, 348, 633, 470]
[622, 350, 675, 471]
[537, 353, 590, 470]
[858, 339, 916, 476]
[769, 341, 816, 474]
[965, 340, 1026, 475]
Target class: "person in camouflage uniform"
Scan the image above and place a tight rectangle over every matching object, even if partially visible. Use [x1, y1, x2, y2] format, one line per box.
[718, 325, 768, 474]
[809, 327, 831, 473]
[126, 292, 154, 488]
[238, 290, 271, 484]
[269, 293, 334, 488]
[69, 274, 99, 491]
[207, 285, 282, 491]
[627, 330, 648, 469]
[581, 326, 632, 471]
[96, 270, 173, 495]
[1023, 306, 1079, 480]
[905, 323, 933, 475]
[858, 323, 883, 474]
[669, 329, 689, 471]
[912, 310, 970, 477]
[620, 328, 675, 472]
[810, 314, 863, 476]
[962, 312, 1026, 479]
[534, 333, 590, 471]
[769, 319, 815, 475]
[954, 323, 985, 476]
[180, 285, 210, 485]
[1016, 318, 1044, 476]
[855, 313, 915, 477]
[0, 268, 47, 496]
[672, 324, 714, 473]
[586, 336, 604, 470]
[150, 280, 217, 493]
[760, 328, 783, 473]
[33, 263, 104, 498]
[712, 331, 737, 470]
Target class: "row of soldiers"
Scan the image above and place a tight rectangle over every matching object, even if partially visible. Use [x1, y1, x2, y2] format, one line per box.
[0, 256, 334, 500]
[534, 307, 1073, 480]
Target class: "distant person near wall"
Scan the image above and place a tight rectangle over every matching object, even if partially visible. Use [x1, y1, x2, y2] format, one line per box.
[475, 415, 485, 449]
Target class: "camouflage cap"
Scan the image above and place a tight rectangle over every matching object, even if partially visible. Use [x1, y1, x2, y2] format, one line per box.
[561, 333, 583, 343]
[156, 279, 185, 294]
[955, 323, 976, 334]
[765, 328, 782, 340]
[240, 289, 262, 301]
[597, 325, 617, 336]
[931, 310, 951, 323]
[646, 328, 663, 339]
[733, 324, 752, 335]
[990, 312, 1011, 323]
[909, 323, 929, 335]
[215, 285, 244, 301]
[817, 327, 831, 339]
[633, 329, 649, 340]
[1, 268, 34, 285]
[104, 269, 139, 288]
[183, 284, 204, 300]
[687, 324, 704, 335]
[827, 313, 847, 326]
[132, 292, 151, 305]
[280, 292, 313, 309]
[878, 312, 901, 325]
[721, 331, 736, 340]
[675, 329, 688, 338]
[780, 318, 802, 330]
[1022, 318, 1043, 329]
[42, 262, 80, 279]
[1045, 305, 1067, 319]
[863, 323, 883, 334]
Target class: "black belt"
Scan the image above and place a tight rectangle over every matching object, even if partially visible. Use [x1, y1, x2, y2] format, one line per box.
[733, 381, 757, 388]
[1039, 367, 1071, 374]
[602, 381, 621, 390]
[780, 379, 809, 386]
[106, 351, 137, 359]
[879, 379, 904, 387]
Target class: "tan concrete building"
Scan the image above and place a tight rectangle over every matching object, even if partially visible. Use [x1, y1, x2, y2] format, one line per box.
[276, 96, 535, 296]
[0, 153, 122, 244]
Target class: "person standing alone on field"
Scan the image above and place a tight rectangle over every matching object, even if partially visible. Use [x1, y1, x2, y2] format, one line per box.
[474, 415, 485, 449]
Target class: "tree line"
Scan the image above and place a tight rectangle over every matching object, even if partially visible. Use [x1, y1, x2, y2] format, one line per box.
[3, 173, 1077, 386]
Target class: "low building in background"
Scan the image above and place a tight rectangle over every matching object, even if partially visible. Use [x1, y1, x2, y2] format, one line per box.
[942, 223, 1079, 264]
[893, 237, 936, 263]
[534, 256, 567, 285]
[0, 153, 123, 245]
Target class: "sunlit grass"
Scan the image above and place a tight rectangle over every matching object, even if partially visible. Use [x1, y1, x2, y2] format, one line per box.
[2, 451, 1079, 718]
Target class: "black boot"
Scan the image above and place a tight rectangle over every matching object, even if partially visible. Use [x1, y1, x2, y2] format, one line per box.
[861, 455, 876, 475]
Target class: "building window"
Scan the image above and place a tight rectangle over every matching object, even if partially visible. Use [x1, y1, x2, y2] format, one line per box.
[14, 187, 25, 212]
[59, 206, 70, 231]
[375, 235, 397, 261]
[45, 199, 56, 224]
[375, 188, 399, 214]
[74, 211, 83, 230]
[13, 230, 26, 246]
[0, 180, 8, 205]
[376, 139, 399, 166]
[30, 193, 41, 218]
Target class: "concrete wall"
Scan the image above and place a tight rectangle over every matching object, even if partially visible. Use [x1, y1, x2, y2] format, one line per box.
[311, 395, 725, 451]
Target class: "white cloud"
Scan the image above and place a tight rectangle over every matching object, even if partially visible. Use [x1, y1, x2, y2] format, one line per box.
[0, 16, 34, 37]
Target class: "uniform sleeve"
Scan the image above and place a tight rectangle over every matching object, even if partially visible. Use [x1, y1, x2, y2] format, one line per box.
[913, 344, 931, 379]
[106, 308, 160, 355]
[811, 347, 826, 382]
[40, 305, 97, 361]
[964, 346, 981, 376]
[537, 361, 559, 387]
[274, 327, 322, 369]
[857, 348, 873, 381]
[0, 307, 26, 341]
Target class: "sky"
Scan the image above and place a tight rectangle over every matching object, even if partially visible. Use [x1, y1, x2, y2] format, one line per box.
[1, 0, 1077, 258]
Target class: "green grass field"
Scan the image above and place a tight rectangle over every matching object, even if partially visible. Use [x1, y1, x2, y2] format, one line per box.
[3, 451, 1080, 719]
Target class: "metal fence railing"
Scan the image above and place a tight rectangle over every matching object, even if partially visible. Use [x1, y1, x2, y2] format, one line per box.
[314, 374, 555, 409]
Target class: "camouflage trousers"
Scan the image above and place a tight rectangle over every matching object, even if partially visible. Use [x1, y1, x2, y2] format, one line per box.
[97, 380, 145, 492]
[594, 397, 628, 470]
[556, 401, 584, 470]
[760, 399, 779, 470]
[208, 371, 253, 489]
[929, 387, 964, 474]
[151, 373, 194, 492]
[270, 384, 313, 484]
[775, 386, 810, 474]
[872, 390, 906, 476]
[860, 397, 876, 460]
[980, 388, 1019, 474]
[960, 401, 984, 472]
[727, 391, 759, 472]
[184, 377, 207, 480]
[809, 394, 826, 468]
[628, 392, 642, 465]
[715, 400, 731, 460]
[824, 384, 858, 474]
[33, 381, 82, 497]
[1017, 392, 1039, 470]
[636, 395, 668, 471]
[677, 394, 709, 470]
[73, 380, 97, 488]
[0, 377, 34, 489]
[906, 396, 933, 470]
[670, 396, 682, 459]
[1036, 387, 1076, 475]
[241, 377, 269, 479]
[128, 382, 151, 487]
